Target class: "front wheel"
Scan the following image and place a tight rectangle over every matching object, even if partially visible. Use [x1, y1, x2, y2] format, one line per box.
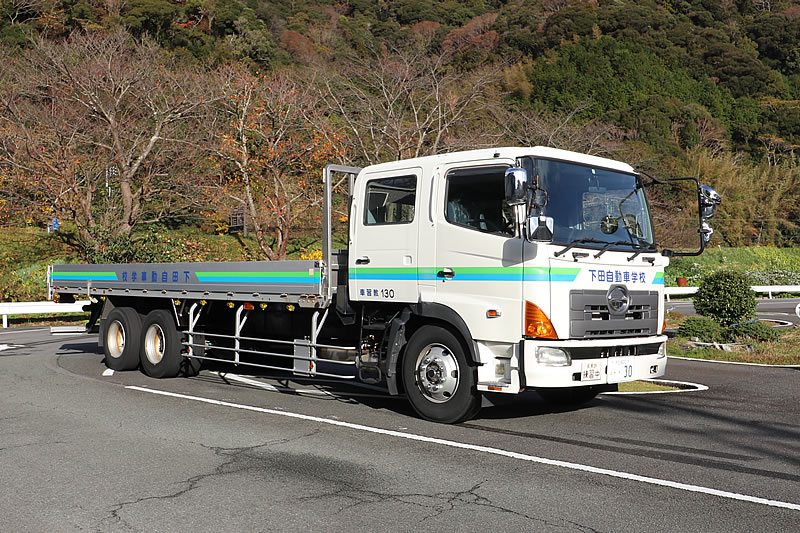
[402, 326, 480, 424]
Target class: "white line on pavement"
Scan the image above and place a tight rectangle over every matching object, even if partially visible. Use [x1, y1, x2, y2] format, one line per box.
[126, 385, 800, 512]
[602, 379, 709, 395]
[217, 372, 397, 399]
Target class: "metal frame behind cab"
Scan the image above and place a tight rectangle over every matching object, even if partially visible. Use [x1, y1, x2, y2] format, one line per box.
[323, 164, 362, 306]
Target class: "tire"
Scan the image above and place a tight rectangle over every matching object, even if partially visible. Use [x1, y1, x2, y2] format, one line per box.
[536, 386, 603, 405]
[140, 309, 184, 379]
[401, 325, 480, 424]
[103, 307, 142, 371]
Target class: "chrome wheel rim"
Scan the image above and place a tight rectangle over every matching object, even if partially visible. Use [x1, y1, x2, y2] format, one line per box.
[414, 343, 459, 403]
[143, 324, 165, 365]
[106, 320, 125, 359]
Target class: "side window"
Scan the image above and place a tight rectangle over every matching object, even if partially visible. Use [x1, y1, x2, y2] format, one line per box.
[364, 175, 417, 225]
[445, 165, 513, 236]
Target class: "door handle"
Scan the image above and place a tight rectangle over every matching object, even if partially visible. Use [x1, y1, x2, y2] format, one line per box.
[437, 267, 455, 279]
[356, 256, 371, 265]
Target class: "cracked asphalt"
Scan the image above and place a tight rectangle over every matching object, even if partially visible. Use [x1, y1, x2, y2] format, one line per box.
[0, 327, 798, 532]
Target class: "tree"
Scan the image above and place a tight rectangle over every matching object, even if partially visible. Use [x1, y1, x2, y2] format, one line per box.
[207, 68, 344, 260]
[322, 32, 505, 164]
[0, 30, 218, 256]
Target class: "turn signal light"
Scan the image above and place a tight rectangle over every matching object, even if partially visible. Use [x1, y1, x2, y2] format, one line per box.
[525, 301, 558, 339]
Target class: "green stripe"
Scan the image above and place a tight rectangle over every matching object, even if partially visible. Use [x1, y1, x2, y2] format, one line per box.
[197, 271, 317, 278]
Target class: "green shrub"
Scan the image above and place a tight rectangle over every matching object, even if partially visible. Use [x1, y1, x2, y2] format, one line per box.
[677, 316, 724, 342]
[723, 320, 779, 343]
[693, 270, 757, 326]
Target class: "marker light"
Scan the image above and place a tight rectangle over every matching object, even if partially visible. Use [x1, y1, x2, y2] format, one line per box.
[525, 301, 558, 339]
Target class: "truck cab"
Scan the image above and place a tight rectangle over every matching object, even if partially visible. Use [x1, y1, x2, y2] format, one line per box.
[343, 147, 717, 422]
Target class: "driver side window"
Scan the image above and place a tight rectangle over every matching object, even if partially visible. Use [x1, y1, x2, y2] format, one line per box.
[445, 165, 513, 237]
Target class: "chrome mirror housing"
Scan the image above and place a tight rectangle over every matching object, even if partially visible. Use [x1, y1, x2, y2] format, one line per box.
[699, 185, 721, 221]
[504, 167, 528, 206]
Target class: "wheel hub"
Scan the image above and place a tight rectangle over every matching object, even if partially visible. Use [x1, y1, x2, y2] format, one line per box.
[107, 320, 125, 359]
[144, 324, 166, 365]
[415, 345, 459, 403]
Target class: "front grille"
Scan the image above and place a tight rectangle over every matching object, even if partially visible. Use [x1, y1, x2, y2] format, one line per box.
[569, 289, 659, 339]
[568, 343, 662, 360]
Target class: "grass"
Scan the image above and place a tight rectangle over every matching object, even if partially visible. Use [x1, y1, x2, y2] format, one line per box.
[617, 381, 679, 393]
[667, 324, 800, 365]
[666, 246, 800, 286]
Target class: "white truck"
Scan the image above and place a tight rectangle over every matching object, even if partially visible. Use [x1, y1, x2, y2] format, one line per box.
[50, 146, 721, 423]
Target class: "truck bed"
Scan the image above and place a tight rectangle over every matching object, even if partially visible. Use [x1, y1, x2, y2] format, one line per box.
[49, 260, 327, 307]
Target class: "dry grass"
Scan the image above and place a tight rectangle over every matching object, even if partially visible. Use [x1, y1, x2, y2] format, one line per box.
[667, 326, 800, 365]
[617, 380, 679, 393]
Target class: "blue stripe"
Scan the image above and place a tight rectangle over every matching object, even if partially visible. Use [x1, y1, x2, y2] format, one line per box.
[550, 274, 579, 282]
[199, 276, 319, 284]
[349, 273, 418, 280]
[351, 273, 580, 282]
[652, 278, 665, 285]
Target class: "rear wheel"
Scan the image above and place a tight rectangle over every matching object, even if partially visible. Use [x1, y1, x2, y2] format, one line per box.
[402, 326, 480, 424]
[140, 310, 183, 379]
[103, 307, 142, 371]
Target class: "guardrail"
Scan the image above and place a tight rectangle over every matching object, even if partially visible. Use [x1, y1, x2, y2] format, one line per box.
[665, 285, 800, 301]
[3, 286, 799, 326]
[0, 301, 90, 328]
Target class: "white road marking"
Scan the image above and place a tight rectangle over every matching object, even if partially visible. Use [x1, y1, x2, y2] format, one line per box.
[215, 372, 396, 399]
[126, 385, 800, 512]
[102, 369, 115, 377]
[0, 344, 23, 352]
[603, 379, 709, 395]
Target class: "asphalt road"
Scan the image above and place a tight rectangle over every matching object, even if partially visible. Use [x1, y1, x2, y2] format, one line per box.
[1, 326, 798, 532]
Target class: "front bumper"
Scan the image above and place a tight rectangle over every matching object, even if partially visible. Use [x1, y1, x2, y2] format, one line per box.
[523, 336, 667, 388]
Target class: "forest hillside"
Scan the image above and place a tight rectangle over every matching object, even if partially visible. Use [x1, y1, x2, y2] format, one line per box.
[1, 0, 799, 259]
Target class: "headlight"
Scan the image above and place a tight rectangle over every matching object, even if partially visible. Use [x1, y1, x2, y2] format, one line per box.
[657, 342, 667, 359]
[536, 347, 571, 366]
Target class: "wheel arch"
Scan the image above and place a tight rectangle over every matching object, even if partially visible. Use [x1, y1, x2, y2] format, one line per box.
[386, 303, 479, 396]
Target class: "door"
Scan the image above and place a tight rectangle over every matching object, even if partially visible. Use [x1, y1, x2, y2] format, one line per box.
[431, 163, 524, 343]
[350, 168, 422, 303]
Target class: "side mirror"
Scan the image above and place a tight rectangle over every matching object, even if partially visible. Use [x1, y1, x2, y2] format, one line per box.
[699, 185, 721, 221]
[662, 178, 723, 257]
[527, 215, 554, 242]
[701, 221, 714, 245]
[504, 167, 527, 206]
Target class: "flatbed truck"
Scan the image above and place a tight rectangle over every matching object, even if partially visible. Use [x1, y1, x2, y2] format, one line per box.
[50, 147, 721, 423]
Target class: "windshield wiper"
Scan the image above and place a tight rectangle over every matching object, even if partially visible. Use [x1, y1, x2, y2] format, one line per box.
[554, 238, 613, 258]
[593, 240, 637, 258]
[626, 239, 657, 261]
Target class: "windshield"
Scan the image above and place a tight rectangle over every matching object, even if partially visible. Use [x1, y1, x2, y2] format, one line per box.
[525, 158, 655, 250]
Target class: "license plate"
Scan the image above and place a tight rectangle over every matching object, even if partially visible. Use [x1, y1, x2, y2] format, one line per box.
[581, 361, 602, 382]
[607, 357, 635, 383]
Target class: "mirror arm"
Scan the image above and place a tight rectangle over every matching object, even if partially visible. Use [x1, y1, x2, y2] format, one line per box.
[660, 177, 708, 257]
[634, 168, 667, 185]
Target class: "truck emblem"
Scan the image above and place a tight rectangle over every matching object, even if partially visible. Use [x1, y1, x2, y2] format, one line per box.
[607, 285, 630, 314]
